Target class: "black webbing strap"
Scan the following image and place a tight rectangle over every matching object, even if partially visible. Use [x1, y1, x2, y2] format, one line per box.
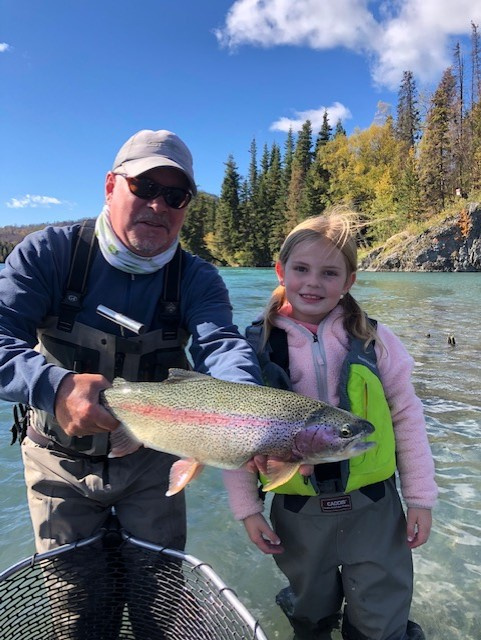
[157, 245, 183, 340]
[57, 220, 97, 332]
[267, 326, 290, 374]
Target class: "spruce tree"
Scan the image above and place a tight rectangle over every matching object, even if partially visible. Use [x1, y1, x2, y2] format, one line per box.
[334, 120, 347, 137]
[396, 71, 421, 149]
[418, 67, 458, 213]
[180, 192, 217, 261]
[286, 121, 313, 226]
[213, 155, 242, 263]
[283, 128, 295, 194]
[306, 110, 332, 215]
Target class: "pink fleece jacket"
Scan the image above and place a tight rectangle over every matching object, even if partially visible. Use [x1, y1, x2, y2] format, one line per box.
[223, 305, 438, 520]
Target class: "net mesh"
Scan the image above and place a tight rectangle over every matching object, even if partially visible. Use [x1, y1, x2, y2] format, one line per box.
[0, 531, 269, 640]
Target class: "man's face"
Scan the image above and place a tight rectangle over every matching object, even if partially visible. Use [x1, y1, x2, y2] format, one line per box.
[105, 166, 190, 257]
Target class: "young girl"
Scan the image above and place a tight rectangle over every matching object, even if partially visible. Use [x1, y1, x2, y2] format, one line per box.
[223, 210, 437, 640]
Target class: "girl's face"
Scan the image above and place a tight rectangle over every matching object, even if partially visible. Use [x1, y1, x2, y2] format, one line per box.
[276, 236, 356, 324]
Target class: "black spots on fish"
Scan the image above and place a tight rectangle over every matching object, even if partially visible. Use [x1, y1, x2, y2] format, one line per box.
[304, 407, 343, 430]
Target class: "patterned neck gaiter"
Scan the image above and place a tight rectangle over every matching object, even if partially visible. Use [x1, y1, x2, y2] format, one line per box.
[94, 205, 179, 274]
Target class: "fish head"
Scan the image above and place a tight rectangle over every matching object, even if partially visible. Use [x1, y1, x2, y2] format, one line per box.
[292, 406, 376, 462]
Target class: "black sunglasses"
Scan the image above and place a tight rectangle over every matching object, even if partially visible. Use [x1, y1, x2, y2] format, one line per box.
[117, 174, 192, 209]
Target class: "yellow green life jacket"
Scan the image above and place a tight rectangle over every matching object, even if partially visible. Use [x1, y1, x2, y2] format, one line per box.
[246, 322, 396, 495]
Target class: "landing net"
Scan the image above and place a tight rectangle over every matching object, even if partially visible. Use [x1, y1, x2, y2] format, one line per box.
[0, 529, 269, 640]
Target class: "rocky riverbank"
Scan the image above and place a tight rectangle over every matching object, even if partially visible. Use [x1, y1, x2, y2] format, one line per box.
[359, 202, 481, 272]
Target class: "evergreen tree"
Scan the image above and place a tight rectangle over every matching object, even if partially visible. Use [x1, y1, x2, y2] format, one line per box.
[334, 120, 347, 137]
[249, 144, 275, 265]
[211, 155, 242, 263]
[395, 147, 425, 223]
[286, 121, 313, 226]
[283, 128, 295, 192]
[306, 110, 332, 216]
[314, 110, 332, 154]
[396, 71, 421, 149]
[453, 42, 469, 195]
[467, 100, 481, 192]
[234, 179, 259, 265]
[471, 21, 481, 108]
[247, 138, 259, 200]
[266, 143, 287, 260]
[418, 67, 458, 213]
[466, 23, 481, 193]
[180, 192, 217, 261]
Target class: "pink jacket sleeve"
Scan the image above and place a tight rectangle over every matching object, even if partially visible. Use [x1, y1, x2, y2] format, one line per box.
[222, 469, 265, 520]
[376, 323, 438, 509]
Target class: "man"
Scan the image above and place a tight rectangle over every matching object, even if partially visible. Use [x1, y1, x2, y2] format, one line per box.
[0, 129, 263, 638]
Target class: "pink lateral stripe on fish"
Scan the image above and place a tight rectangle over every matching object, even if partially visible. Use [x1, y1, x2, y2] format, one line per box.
[109, 402, 279, 429]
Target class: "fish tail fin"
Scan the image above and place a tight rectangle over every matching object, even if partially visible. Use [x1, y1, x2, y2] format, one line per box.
[166, 458, 205, 496]
[262, 461, 301, 492]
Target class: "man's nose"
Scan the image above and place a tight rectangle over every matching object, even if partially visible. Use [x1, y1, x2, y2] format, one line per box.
[147, 195, 170, 211]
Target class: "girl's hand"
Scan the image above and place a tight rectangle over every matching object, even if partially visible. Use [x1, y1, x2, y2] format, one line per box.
[243, 513, 284, 555]
[245, 454, 314, 477]
[406, 507, 432, 549]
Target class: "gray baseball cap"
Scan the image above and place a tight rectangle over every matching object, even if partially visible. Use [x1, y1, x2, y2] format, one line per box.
[112, 129, 197, 195]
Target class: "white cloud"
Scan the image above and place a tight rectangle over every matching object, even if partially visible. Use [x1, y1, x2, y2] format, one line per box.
[0, 43, 11, 53]
[270, 102, 352, 133]
[216, 0, 481, 90]
[371, 0, 481, 88]
[6, 195, 63, 209]
[215, 0, 379, 50]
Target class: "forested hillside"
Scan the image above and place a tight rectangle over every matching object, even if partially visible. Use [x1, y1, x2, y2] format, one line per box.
[2, 24, 481, 267]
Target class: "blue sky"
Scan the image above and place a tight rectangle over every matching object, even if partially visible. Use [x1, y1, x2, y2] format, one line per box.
[1, 0, 481, 227]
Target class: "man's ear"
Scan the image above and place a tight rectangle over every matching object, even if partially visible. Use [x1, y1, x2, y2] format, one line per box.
[105, 172, 116, 202]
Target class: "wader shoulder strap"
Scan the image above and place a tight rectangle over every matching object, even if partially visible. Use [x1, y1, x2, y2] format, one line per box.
[267, 326, 290, 373]
[338, 317, 379, 412]
[57, 219, 97, 332]
[156, 245, 183, 340]
[246, 322, 292, 391]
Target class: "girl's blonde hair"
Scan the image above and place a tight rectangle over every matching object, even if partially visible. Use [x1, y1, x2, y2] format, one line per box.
[262, 206, 377, 348]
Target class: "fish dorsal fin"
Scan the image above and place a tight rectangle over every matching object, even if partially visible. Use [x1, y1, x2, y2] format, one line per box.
[165, 368, 213, 384]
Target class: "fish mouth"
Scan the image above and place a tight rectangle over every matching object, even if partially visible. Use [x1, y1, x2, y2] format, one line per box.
[307, 439, 376, 464]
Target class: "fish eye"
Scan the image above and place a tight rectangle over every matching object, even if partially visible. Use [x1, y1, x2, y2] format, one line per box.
[340, 425, 353, 438]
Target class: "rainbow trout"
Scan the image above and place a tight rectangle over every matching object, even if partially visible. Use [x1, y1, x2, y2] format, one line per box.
[102, 368, 375, 496]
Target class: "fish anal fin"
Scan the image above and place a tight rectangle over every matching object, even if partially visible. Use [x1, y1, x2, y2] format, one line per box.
[166, 458, 205, 496]
[262, 460, 301, 492]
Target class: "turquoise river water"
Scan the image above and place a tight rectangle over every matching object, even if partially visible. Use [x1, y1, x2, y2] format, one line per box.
[0, 267, 480, 639]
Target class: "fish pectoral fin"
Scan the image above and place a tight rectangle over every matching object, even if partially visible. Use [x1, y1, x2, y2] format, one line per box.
[262, 460, 301, 492]
[166, 458, 205, 496]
